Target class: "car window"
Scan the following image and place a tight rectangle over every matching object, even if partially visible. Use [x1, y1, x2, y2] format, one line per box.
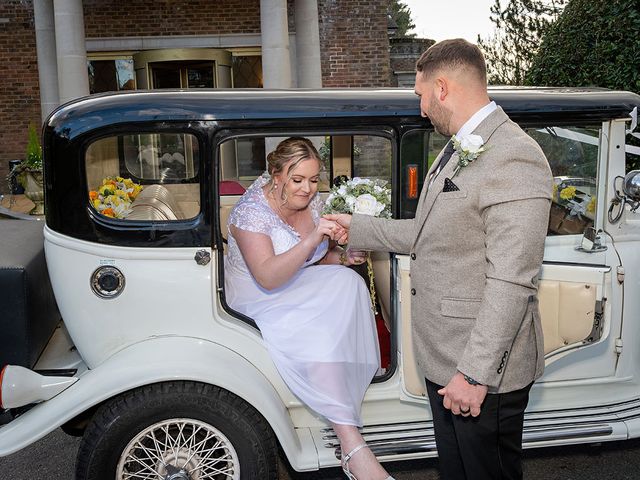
[218, 134, 392, 193]
[526, 126, 600, 236]
[399, 126, 601, 236]
[85, 133, 201, 220]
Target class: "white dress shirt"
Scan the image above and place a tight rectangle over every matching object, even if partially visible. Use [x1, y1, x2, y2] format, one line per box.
[456, 101, 497, 138]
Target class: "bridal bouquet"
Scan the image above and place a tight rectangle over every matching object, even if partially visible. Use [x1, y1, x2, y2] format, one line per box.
[322, 177, 391, 218]
[89, 176, 143, 219]
[323, 177, 392, 312]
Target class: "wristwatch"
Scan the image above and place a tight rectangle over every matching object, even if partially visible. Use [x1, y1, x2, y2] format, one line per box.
[461, 372, 482, 386]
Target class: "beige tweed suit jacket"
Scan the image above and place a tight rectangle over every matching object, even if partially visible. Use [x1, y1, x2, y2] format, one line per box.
[350, 107, 553, 394]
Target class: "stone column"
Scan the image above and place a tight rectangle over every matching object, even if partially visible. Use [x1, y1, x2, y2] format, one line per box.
[53, 0, 89, 104]
[294, 0, 322, 88]
[260, 0, 292, 89]
[33, 0, 60, 122]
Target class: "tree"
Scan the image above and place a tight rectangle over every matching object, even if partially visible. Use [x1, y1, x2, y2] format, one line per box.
[526, 0, 640, 94]
[477, 0, 567, 85]
[388, 0, 416, 38]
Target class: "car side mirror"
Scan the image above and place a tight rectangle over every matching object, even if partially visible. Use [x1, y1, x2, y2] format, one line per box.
[608, 170, 640, 223]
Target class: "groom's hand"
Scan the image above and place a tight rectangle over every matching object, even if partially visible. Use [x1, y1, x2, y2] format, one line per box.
[323, 214, 352, 244]
[438, 372, 488, 418]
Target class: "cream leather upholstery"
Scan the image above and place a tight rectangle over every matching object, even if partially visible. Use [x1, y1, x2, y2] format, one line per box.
[219, 197, 241, 251]
[128, 184, 184, 221]
[538, 280, 597, 354]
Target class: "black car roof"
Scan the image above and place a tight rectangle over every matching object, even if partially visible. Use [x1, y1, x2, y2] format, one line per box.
[47, 87, 640, 138]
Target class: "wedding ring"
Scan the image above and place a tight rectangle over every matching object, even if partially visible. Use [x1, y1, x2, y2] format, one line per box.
[460, 407, 470, 414]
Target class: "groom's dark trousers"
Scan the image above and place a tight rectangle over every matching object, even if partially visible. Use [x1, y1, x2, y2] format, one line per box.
[426, 379, 532, 480]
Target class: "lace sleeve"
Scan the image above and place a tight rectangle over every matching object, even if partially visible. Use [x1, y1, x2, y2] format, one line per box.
[228, 201, 276, 236]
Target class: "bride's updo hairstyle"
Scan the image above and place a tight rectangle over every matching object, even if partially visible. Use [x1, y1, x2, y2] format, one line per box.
[267, 137, 322, 200]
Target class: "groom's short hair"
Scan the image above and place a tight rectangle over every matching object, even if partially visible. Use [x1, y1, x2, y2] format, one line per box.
[416, 38, 487, 85]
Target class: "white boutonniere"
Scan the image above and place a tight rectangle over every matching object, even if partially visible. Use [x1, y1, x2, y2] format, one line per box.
[451, 134, 486, 178]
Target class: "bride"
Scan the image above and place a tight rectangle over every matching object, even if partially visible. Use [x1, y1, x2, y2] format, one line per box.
[224, 137, 394, 480]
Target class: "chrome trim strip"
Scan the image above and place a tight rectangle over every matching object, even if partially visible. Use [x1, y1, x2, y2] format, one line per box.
[320, 398, 640, 460]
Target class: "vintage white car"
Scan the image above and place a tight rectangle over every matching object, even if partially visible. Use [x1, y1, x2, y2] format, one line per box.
[1, 88, 640, 480]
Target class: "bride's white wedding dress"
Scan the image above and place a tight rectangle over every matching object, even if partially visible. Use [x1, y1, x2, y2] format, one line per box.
[224, 174, 380, 426]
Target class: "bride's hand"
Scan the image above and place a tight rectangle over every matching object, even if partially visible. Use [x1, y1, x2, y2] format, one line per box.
[308, 218, 339, 244]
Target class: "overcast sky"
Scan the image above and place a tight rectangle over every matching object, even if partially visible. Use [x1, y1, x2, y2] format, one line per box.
[401, 0, 497, 43]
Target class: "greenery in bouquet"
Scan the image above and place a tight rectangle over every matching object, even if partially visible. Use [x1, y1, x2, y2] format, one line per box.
[89, 176, 143, 218]
[322, 177, 392, 218]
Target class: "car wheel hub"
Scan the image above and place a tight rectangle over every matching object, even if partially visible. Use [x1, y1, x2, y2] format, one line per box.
[116, 418, 240, 480]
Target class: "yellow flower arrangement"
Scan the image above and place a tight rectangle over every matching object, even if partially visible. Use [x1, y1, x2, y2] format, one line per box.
[553, 181, 596, 220]
[89, 176, 142, 218]
[559, 186, 577, 201]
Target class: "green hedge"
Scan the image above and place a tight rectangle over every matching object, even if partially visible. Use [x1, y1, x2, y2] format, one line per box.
[526, 0, 640, 94]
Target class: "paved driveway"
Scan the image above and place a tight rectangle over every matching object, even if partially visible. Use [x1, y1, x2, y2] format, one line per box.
[2, 428, 640, 479]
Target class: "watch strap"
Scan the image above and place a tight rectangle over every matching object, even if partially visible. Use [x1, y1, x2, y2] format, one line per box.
[462, 373, 482, 386]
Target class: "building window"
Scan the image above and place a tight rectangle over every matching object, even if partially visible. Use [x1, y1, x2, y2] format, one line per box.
[232, 55, 263, 88]
[88, 57, 135, 94]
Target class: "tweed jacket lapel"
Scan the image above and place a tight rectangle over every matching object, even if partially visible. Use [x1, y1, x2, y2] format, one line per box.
[412, 107, 510, 247]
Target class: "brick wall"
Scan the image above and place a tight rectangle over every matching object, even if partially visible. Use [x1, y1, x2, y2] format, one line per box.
[83, 0, 270, 37]
[0, 1, 41, 193]
[389, 37, 435, 86]
[318, 0, 391, 87]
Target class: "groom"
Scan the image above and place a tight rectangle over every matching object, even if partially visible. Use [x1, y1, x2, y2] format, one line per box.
[327, 39, 552, 479]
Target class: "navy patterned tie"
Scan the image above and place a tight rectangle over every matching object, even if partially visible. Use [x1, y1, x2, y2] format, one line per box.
[428, 140, 455, 187]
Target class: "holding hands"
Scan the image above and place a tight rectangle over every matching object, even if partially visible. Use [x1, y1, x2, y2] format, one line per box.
[323, 213, 353, 245]
[313, 215, 365, 266]
[313, 218, 344, 243]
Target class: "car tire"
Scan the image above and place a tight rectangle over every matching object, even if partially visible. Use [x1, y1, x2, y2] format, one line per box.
[75, 381, 278, 480]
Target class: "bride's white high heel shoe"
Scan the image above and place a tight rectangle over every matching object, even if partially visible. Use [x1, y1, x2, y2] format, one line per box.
[341, 443, 395, 480]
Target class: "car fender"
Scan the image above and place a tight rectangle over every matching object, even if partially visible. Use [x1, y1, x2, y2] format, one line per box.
[0, 336, 317, 470]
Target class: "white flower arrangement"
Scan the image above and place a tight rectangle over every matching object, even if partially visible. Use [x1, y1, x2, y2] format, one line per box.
[322, 177, 391, 218]
[451, 133, 486, 178]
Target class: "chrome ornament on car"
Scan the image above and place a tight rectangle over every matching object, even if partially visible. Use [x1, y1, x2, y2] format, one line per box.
[90, 266, 125, 299]
[623, 170, 640, 201]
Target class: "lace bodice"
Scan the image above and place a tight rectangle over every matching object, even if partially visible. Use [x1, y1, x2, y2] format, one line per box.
[226, 173, 328, 274]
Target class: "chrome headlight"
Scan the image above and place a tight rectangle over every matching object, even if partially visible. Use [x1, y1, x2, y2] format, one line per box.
[623, 170, 640, 202]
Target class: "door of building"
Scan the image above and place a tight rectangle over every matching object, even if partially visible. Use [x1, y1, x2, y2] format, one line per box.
[134, 48, 232, 89]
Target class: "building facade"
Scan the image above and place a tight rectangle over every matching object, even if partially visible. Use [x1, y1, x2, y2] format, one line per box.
[0, 0, 395, 193]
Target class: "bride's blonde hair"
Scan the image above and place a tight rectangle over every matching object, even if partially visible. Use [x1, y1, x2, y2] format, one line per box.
[267, 137, 322, 201]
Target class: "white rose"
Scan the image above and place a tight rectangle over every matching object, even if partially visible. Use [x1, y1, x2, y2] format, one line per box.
[353, 194, 380, 216]
[337, 185, 347, 195]
[460, 134, 484, 153]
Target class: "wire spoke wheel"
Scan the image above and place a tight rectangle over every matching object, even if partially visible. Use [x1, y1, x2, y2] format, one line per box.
[76, 382, 277, 480]
[116, 418, 240, 480]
